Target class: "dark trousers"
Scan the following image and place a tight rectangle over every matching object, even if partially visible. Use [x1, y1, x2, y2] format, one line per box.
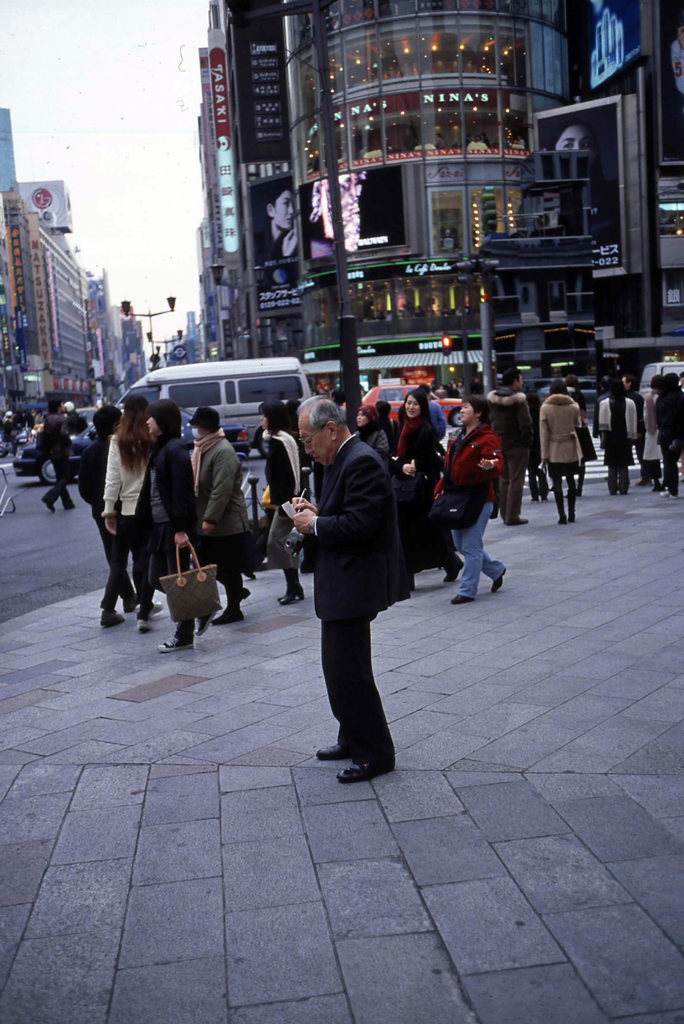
[198, 533, 244, 611]
[102, 516, 153, 616]
[500, 447, 528, 523]
[608, 466, 630, 495]
[320, 616, 395, 765]
[662, 446, 680, 496]
[150, 547, 194, 641]
[635, 436, 646, 478]
[527, 454, 548, 502]
[43, 455, 74, 508]
[95, 518, 136, 612]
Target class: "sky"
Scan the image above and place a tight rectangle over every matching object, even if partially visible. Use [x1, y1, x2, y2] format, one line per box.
[0, 0, 208, 346]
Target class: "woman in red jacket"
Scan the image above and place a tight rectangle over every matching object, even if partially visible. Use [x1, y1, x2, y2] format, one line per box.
[446, 395, 506, 605]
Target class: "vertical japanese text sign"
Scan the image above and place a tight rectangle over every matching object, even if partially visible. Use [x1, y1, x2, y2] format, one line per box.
[209, 30, 239, 256]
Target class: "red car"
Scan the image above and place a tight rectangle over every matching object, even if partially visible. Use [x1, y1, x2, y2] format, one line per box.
[363, 384, 463, 427]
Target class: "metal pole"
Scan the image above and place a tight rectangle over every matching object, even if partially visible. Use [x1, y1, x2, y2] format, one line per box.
[310, 0, 360, 426]
[459, 274, 471, 395]
[248, 475, 260, 538]
[480, 293, 493, 394]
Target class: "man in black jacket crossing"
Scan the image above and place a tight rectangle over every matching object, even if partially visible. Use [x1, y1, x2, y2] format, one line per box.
[293, 397, 409, 783]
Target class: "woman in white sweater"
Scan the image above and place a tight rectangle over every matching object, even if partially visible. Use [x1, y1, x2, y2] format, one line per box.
[102, 396, 157, 631]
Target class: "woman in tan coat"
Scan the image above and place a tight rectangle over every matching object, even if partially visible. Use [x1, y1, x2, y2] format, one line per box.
[540, 379, 583, 524]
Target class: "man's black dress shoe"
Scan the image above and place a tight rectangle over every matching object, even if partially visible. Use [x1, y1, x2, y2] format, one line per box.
[451, 594, 474, 605]
[316, 744, 350, 760]
[337, 762, 394, 783]
[491, 568, 506, 593]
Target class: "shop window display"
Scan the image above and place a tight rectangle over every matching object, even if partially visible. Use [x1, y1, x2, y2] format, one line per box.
[502, 92, 530, 156]
[350, 96, 384, 166]
[464, 95, 500, 155]
[395, 276, 432, 319]
[431, 276, 460, 317]
[379, 20, 419, 80]
[422, 93, 462, 156]
[384, 92, 422, 160]
[430, 190, 464, 255]
[354, 280, 394, 321]
[459, 18, 496, 76]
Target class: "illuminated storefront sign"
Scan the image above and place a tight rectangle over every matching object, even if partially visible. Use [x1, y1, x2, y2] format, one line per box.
[209, 29, 239, 256]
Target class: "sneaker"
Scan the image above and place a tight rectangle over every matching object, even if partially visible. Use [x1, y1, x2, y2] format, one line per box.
[137, 619, 151, 633]
[196, 611, 217, 637]
[157, 636, 194, 653]
[101, 610, 125, 628]
[123, 598, 140, 614]
[151, 602, 164, 617]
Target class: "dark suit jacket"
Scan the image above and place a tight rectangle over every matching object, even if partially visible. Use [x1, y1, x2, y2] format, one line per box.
[135, 436, 196, 534]
[77, 438, 109, 519]
[311, 435, 409, 622]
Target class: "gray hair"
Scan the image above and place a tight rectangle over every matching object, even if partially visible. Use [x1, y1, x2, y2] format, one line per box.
[299, 396, 347, 430]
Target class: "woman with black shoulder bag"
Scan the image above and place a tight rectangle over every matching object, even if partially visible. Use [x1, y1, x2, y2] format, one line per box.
[390, 388, 461, 590]
[431, 394, 505, 605]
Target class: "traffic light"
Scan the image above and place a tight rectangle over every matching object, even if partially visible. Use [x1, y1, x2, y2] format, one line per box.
[441, 334, 452, 349]
[481, 188, 498, 239]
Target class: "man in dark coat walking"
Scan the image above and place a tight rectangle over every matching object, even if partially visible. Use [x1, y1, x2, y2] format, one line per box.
[293, 397, 409, 783]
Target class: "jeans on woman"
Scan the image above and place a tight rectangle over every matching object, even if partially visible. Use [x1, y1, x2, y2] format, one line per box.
[451, 501, 505, 599]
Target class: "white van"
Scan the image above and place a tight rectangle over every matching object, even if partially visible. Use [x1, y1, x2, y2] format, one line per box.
[640, 362, 684, 395]
[122, 357, 311, 448]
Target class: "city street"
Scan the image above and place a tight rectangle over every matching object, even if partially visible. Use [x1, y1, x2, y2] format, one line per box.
[0, 468, 683, 1024]
[0, 456, 267, 623]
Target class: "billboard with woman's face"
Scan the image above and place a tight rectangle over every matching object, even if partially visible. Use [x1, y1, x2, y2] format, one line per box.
[250, 176, 301, 312]
[661, 0, 684, 162]
[537, 99, 622, 272]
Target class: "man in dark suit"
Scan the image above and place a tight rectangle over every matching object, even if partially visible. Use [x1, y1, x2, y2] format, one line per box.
[293, 397, 409, 783]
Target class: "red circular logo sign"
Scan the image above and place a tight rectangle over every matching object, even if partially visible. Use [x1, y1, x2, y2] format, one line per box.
[32, 188, 53, 211]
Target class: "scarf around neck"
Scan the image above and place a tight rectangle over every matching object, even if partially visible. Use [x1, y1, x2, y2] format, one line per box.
[396, 415, 423, 459]
[191, 429, 225, 495]
[263, 428, 301, 495]
[645, 390, 657, 435]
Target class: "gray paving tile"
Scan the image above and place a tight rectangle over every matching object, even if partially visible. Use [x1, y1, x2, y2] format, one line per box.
[0, 765, 20, 802]
[221, 785, 302, 843]
[610, 720, 684, 775]
[293, 766, 374, 806]
[372, 770, 463, 821]
[0, 791, 72, 843]
[225, 902, 341, 1006]
[463, 963, 609, 1024]
[423, 876, 564, 974]
[133, 819, 221, 884]
[109, 672, 207, 702]
[226, 745, 309, 767]
[466, 720, 581, 770]
[303, 801, 398, 863]
[608, 855, 684, 944]
[446, 770, 524, 789]
[223, 834, 320, 912]
[25, 858, 131, 937]
[109, 958, 228, 1024]
[51, 804, 142, 864]
[544, 904, 684, 1017]
[7, 763, 80, 799]
[337, 932, 478, 1024]
[318, 856, 431, 940]
[230, 994, 352, 1024]
[0, 839, 52, 907]
[149, 763, 216, 779]
[119, 877, 224, 968]
[458, 780, 569, 841]
[0, 904, 31, 989]
[217, 765, 292, 792]
[555, 795, 684, 862]
[494, 834, 632, 914]
[69, 764, 148, 810]
[143, 770, 219, 824]
[533, 718, 672, 773]
[613, 774, 684, 817]
[0, 929, 119, 1024]
[392, 814, 506, 885]
[525, 772, 622, 804]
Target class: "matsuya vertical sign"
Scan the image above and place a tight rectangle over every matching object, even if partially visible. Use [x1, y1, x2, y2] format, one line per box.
[27, 215, 54, 394]
[208, 29, 239, 258]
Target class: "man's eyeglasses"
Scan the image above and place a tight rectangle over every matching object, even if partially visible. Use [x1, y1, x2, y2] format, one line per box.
[300, 425, 325, 446]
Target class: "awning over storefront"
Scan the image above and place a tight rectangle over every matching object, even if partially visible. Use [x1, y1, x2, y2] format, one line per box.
[304, 351, 485, 374]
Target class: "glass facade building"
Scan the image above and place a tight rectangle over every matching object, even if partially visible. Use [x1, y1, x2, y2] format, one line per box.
[285, 0, 571, 383]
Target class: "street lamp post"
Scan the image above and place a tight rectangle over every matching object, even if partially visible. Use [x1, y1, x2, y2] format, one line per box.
[120, 297, 177, 368]
[210, 264, 228, 361]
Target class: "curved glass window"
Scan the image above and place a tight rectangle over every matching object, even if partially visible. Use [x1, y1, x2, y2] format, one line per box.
[353, 280, 394, 321]
[334, 106, 349, 169]
[514, 22, 528, 87]
[328, 36, 344, 97]
[295, 47, 317, 117]
[325, 2, 341, 32]
[301, 115, 321, 179]
[344, 28, 379, 91]
[396, 276, 432, 319]
[378, 0, 415, 18]
[463, 92, 500, 155]
[460, 18, 496, 76]
[384, 92, 422, 160]
[499, 19, 515, 84]
[505, 188, 524, 236]
[502, 91, 531, 156]
[341, 0, 375, 28]
[350, 96, 383, 166]
[431, 276, 460, 317]
[422, 93, 462, 155]
[379, 21, 418, 81]
[418, 19, 459, 77]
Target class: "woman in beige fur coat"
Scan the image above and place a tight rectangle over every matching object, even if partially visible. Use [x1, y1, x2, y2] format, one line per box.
[540, 379, 583, 524]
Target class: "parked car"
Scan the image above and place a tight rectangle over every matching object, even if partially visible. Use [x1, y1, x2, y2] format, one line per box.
[362, 384, 463, 430]
[639, 361, 684, 395]
[13, 412, 249, 485]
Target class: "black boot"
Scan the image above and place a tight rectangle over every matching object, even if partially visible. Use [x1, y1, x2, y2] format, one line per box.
[567, 495, 576, 523]
[278, 568, 304, 605]
[554, 486, 567, 525]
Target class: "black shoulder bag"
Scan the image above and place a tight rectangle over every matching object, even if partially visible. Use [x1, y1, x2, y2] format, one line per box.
[428, 441, 489, 529]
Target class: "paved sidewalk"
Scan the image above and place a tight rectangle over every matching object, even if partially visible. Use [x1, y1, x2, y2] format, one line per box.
[0, 481, 684, 1023]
